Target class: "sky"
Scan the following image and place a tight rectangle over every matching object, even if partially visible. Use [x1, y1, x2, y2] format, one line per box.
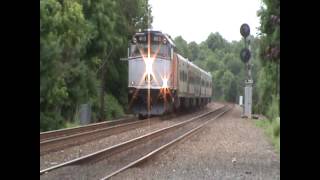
[149, 0, 263, 43]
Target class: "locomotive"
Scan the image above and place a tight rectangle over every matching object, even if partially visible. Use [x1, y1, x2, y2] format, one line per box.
[128, 30, 212, 118]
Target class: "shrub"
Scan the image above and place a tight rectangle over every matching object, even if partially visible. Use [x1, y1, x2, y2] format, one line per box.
[40, 111, 64, 132]
[64, 121, 79, 129]
[104, 93, 125, 120]
[266, 95, 279, 120]
[273, 117, 280, 137]
[255, 117, 280, 153]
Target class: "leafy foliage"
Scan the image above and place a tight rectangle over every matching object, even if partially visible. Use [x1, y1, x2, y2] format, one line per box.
[104, 94, 125, 120]
[255, 0, 280, 119]
[174, 34, 260, 104]
[255, 117, 280, 153]
[40, 0, 152, 131]
[174, 36, 191, 59]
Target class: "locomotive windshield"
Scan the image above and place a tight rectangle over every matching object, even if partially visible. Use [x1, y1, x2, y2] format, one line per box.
[129, 34, 171, 59]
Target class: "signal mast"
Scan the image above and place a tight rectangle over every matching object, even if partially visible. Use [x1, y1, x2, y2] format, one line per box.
[240, 23, 252, 118]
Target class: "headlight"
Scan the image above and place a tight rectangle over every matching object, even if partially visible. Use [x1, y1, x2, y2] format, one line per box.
[132, 37, 137, 44]
[163, 38, 167, 44]
[162, 78, 168, 88]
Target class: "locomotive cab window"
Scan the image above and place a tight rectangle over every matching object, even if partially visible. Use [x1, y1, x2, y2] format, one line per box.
[129, 34, 171, 60]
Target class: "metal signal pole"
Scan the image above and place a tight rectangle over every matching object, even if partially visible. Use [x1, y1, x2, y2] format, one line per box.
[240, 23, 253, 118]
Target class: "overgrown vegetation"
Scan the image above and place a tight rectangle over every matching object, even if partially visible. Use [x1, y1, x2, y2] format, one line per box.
[255, 117, 280, 153]
[254, 0, 280, 153]
[40, 0, 152, 131]
[104, 94, 125, 120]
[64, 121, 80, 129]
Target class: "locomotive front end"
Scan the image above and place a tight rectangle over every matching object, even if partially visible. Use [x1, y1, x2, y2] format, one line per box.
[128, 30, 175, 117]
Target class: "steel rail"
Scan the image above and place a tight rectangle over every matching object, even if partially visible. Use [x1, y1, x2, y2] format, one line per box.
[40, 105, 226, 175]
[40, 116, 136, 142]
[101, 105, 232, 179]
[40, 117, 159, 155]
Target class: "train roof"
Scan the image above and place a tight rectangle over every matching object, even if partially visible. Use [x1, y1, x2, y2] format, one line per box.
[133, 30, 176, 47]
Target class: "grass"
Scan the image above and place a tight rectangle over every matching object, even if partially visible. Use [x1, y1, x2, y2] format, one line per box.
[255, 117, 280, 154]
[64, 121, 80, 129]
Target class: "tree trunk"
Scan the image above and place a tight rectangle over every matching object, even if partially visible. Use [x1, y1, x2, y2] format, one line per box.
[99, 66, 106, 122]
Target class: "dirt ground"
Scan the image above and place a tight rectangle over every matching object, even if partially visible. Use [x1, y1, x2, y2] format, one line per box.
[111, 104, 280, 180]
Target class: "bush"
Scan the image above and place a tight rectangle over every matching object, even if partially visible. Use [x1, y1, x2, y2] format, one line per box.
[266, 95, 279, 120]
[104, 93, 125, 120]
[40, 112, 64, 132]
[273, 117, 280, 137]
[255, 117, 280, 153]
[64, 121, 80, 129]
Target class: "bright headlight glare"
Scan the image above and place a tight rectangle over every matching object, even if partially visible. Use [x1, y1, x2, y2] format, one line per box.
[163, 38, 167, 44]
[162, 78, 168, 88]
[145, 58, 153, 75]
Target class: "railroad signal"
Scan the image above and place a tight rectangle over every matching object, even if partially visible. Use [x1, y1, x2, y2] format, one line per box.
[240, 23, 252, 119]
[240, 48, 251, 63]
[240, 23, 250, 38]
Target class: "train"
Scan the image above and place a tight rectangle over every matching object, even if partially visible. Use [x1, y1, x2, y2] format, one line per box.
[128, 30, 212, 118]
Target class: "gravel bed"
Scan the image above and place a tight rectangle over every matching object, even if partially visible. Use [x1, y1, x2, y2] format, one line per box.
[111, 104, 280, 180]
[40, 103, 222, 180]
[40, 103, 220, 171]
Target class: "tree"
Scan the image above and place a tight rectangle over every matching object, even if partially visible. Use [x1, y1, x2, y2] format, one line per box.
[174, 36, 191, 59]
[226, 58, 242, 75]
[40, 0, 152, 131]
[188, 41, 200, 61]
[40, 0, 94, 130]
[205, 32, 227, 52]
[254, 0, 280, 118]
[220, 70, 234, 99]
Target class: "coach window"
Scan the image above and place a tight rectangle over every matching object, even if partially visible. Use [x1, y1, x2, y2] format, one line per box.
[182, 71, 185, 82]
[183, 71, 185, 81]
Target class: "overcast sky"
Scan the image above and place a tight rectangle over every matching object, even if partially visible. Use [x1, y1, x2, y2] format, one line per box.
[149, 0, 263, 43]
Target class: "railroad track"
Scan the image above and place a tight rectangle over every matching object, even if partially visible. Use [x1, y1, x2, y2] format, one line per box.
[40, 108, 208, 156]
[40, 116, 136, 142]
[40, 116, 161, 155]
[40, 104, 232, 179]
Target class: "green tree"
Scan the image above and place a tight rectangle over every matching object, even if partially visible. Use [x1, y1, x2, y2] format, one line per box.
[174, 36, 191, 59]
[40, 0, 152, 131]
[188, 41, 200, 61]
[205, 32, 227, 52]
[255, 0, 280, 118]
[40, 0, 93, 130]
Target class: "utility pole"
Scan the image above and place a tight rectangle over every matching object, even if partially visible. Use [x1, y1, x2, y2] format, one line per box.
[240, 23, 253, 118]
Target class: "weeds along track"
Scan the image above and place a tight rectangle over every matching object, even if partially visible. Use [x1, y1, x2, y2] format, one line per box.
[40, 116, 161, 155]
[40, 116, 137, 142]
[40, 105, 218, 170]
[40, 105, 232, 180]
[40, 105, 218, 156]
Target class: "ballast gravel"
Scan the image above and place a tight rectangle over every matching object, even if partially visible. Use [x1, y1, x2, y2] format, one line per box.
[111, 104, 280, 180]
[40, 103, 221, 171]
